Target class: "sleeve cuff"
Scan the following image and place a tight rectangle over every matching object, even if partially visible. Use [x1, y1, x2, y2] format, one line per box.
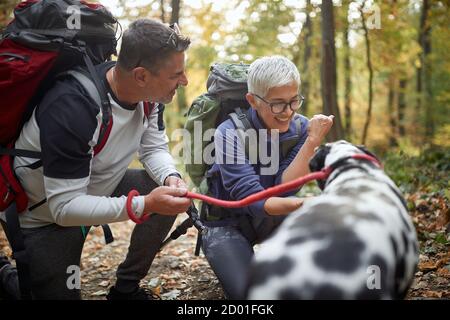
[248, 199, 268, 218]
[132, 196, 146, 217]
[163, 172, 182, 185]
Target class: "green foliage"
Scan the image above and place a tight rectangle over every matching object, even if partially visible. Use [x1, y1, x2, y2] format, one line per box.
[227, 0, 296, 60]
[0, 0, 17, 31]
[434, 232, 449, 245]
[2, 0, 448, 150]
[383, 146, 450, 197]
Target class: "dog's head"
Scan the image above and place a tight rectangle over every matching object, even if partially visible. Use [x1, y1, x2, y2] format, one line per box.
[309, 140, 379, 190]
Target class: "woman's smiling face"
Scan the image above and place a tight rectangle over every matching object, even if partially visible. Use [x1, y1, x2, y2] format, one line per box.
[247, 82, 300, 133]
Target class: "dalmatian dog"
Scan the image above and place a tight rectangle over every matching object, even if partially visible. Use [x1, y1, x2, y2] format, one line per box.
[246, 140, 419, 299]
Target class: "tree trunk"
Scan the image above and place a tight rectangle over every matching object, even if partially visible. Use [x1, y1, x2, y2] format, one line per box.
[170, 0, 187, 120]
[360, 1, 374, 145]
[170, 0, 180, 24]
[416, 0, 430, 116]
[398, 78, 407, 137]
[422, 2, 433, 140]
[343, 3, 352, 139]
[301, 0, 312, 116]
[320, 0, 344, 141]
[424, 61, 433, 139]
[160, 0, 166, 23]
[387, 75, 398, 147]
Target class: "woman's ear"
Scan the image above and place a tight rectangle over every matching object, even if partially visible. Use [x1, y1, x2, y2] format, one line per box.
[246, 93, 257, 109]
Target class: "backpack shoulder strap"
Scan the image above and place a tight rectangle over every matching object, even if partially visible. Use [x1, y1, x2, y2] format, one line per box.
[280, 115, 303, 159]
[293, 114, 302, 136]
[65, 70, 102, 106]
[64, 70, 112, 156]
[230, 107, 252, 130]
[228, 107, 253, 159]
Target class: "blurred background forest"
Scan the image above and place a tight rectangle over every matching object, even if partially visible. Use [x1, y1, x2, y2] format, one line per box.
[2, 0, 447, 151]
[0, 0, 449, 298]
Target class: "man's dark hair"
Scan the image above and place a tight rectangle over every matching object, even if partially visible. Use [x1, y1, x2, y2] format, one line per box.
[117, 18, 191, 74]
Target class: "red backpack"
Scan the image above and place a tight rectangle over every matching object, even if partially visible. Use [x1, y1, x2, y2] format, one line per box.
[0, 0, 119, 214]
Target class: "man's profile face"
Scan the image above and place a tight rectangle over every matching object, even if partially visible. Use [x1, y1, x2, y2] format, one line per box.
[146, 51, 188, 104]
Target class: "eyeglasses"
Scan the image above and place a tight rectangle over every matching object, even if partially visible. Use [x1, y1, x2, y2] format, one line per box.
[134, 23, 182, 68]
[253, 94, 305, 114]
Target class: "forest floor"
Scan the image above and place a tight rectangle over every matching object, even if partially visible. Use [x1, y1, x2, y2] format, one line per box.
[81, 189, 450, 300]
[1, 148, 449, 300]
[1, 189, 448, 300]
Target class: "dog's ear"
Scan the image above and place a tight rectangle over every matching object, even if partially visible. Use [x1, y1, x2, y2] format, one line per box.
[355, 145, 380, 162]
[309, 145, 331, 172]
[309, 145, 331, 190]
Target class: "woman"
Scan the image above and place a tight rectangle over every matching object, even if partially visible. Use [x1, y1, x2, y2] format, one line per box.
[201, 56, 334, 299]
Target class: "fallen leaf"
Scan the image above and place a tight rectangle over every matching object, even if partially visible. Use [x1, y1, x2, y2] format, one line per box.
[91, 290, 107, 296]
[150, 286, 161, 298]
[418, 259, 443, 272]
[99, 280, 110, 287]
[437, 267, 450, 277]
[422, 290, 443, 298]
[161, 289, 181, 300]
[148, 277, 160, 288]
[198, 275, 210, 283]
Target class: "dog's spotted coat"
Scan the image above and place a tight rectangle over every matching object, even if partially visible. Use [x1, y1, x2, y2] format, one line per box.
[246, 141, 419, 299]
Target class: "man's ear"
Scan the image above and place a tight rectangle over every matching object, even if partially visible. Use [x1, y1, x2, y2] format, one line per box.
[246, 93, 257, 110]
[355, 144, 380, 162]
[133, 67, 150, 88]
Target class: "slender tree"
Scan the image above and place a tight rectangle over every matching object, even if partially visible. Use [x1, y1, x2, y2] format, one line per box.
[170, 0, 187, 121]
[320, 0, 344, 141]
[416, 0, 430, 117]
[359, 1, 374, 145]
[420, 1, 434, 140]
[160, 0, 166, 23]
[170, 0, 180, 24]
[343, 2, 352, 139]
[398, 78, 407, 137]
[387, 75, 398, 147]
[359, 1, 373, 144]
[301, 0, 313, 116]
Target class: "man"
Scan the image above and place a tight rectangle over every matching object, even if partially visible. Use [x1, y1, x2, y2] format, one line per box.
[0, 19, 191, 299]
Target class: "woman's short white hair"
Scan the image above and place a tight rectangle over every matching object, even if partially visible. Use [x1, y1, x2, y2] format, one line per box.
[247, 55, 300, 97]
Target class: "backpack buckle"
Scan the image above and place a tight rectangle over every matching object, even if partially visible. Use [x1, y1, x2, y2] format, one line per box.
[237, 113, 246, 120]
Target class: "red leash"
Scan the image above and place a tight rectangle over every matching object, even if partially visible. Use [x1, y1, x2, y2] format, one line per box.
[126, 189, 152, 224]
[185, 169, 331, 208]
[127, 154, 381, 223]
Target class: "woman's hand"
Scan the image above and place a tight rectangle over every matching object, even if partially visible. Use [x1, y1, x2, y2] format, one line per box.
[307, 114, 334, 146]
[264, 197, 305, 216]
